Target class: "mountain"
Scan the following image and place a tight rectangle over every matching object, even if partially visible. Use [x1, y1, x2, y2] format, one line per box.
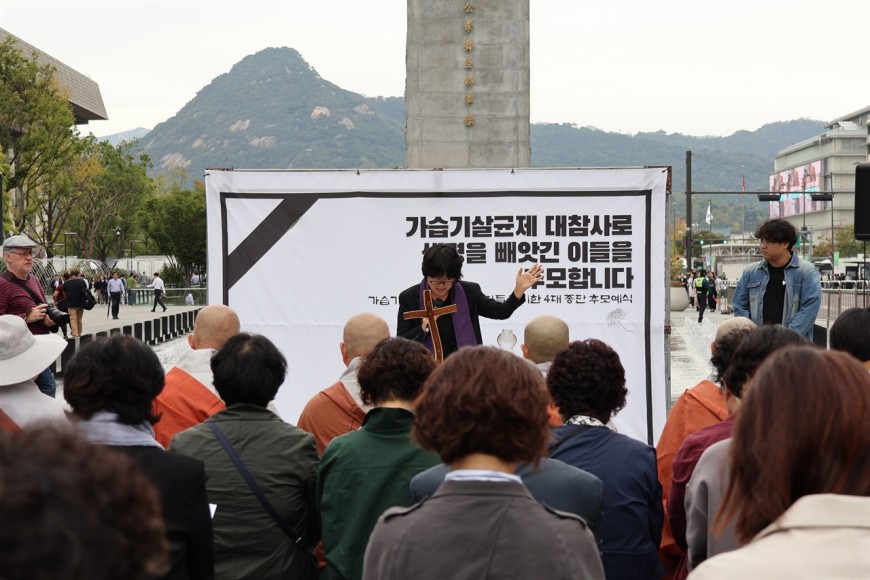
[142, 47, 405, 177]
[138, 47, 827, 233]
[531, 119, 825, 193]
[91, 127, 150, 146]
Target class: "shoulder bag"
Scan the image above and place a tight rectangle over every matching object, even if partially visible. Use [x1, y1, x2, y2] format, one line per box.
[206, 421, 309, 550]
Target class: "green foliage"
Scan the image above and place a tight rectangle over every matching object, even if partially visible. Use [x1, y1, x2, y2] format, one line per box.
[159, 263, 185, 286]
[64, 137, 154, 262]
[144, 181, 207, 283]
[0, 158, 11, 235]
[670, 246, 684, 286]
[834, 225, 863, 258]
[0, 38, 80, 243]
[812, 224, 864, 258]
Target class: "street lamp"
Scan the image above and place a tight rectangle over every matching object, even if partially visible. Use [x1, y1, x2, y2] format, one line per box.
[799, 175, 809, 258]
[129, 240, 142, 272]
[64, 232, 77, 270]
[818, 173, 835, 258]
[115, 227, 122, 261]
[54, 242, 66, 271]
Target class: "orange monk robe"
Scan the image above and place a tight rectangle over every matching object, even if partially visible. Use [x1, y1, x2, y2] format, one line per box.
[153, 350, 225, 449]
[655, 379, 728, 580]
[298, 381, 366, 455]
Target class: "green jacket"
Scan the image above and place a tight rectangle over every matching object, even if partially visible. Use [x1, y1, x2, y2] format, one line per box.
[317, 407, 440, 580]
[170, 404, 319, 580]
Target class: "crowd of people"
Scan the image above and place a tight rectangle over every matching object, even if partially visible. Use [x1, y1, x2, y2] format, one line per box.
[1, 234, 181, 344]
[2, 226, 870, 579]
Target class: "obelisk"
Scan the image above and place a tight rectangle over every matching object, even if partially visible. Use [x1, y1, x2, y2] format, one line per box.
[405, 0, 530, 169]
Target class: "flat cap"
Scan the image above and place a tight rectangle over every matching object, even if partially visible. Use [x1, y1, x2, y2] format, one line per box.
[2, 235, 37, 252]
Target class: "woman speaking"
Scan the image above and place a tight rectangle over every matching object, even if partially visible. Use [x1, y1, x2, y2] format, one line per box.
[397, 244, 542, 358]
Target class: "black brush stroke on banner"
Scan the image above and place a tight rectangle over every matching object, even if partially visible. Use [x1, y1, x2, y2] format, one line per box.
[224, 195, 318, 291]
[219, 188, 656, 442]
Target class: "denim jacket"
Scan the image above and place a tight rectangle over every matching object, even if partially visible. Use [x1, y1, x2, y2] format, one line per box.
[731, 252, 821, 340]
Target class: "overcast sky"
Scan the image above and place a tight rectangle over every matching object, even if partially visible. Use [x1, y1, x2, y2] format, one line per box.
[3, 0, 866, 138]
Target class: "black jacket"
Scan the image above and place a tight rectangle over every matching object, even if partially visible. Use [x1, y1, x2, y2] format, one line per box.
[397, 280, 524, 356]
[117, 446, 215, 580]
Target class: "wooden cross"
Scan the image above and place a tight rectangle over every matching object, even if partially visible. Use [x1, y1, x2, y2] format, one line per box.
[403, 289, 458, 363]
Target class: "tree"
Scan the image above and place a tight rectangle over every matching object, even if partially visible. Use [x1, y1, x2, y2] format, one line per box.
[671, 217, 687, 256]
[0, 38, 80, 245]
[834, 224, 863, 258]
[65, 137, 154, 262]
[145, 181, 207, 283]
[812, 224, 864, 259]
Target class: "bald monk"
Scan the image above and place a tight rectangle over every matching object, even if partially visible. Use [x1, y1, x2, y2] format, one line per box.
[655, 316, 756, 578]
[522, 315, 570, 427]
[522, 315, 570, 377]
[152, 304, 241, 448]
[521, 315, 621, 430]
[298, 313, 390, 454]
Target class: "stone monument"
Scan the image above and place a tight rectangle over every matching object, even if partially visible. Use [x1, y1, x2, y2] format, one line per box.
[405, 0, 530, 169]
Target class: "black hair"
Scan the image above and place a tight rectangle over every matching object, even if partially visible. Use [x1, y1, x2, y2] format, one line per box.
[547, 339, 627, 422]
[357, 338, 435, 406]
[830, 307, 870, 362]
[421, 244, 464, 280]
[755, 218, 798, 251]
[211, 333, 287, 406]
[722, 325, 808, 398]
[710, 327, 753, 383]
[64, 335, 164, 425]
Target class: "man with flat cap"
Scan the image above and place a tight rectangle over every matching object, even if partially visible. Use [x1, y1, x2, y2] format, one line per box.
[0, 235, 60, 397]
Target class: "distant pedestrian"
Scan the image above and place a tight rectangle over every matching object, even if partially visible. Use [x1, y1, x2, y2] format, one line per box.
[106, 272, 125, 320]
[687, 272, 696, 308]
[63, 270, 88, 337]
[694, 270, 711, 323]
[94, 275, 108, 305]
[148, 273, 167, 313]
[126, 273, 139, 306]
[707, 272, 718, 312]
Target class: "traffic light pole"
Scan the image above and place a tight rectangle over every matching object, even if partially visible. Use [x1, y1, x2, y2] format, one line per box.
[685, 151, 692, 267]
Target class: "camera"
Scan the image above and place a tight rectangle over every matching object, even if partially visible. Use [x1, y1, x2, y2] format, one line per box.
[43, 303, 70, 326]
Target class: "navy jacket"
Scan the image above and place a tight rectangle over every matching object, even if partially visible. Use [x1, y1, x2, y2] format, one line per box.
[549, 425, 663, 580]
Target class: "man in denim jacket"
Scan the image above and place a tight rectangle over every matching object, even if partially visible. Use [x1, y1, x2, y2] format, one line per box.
[732, 218, 821, 340]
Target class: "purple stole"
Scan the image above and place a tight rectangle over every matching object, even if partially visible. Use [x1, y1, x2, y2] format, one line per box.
[418, 278, 477, 353]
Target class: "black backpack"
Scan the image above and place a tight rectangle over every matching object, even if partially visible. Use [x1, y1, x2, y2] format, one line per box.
[82, 288, 96, 311]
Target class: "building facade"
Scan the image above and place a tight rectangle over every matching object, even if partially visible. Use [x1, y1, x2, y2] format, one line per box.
[768, 106, 870, 254]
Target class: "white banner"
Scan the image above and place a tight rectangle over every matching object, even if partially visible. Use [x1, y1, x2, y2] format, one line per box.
[205, 168, 669, 444]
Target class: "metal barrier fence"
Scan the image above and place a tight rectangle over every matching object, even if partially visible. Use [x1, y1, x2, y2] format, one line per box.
[719, 279, 870, 347]
[817, 283, 870, 320]
[126, 287, 208, 306]
[51, 308, 202, 377]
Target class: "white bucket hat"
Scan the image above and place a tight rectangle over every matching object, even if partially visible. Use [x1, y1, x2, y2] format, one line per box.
[0, 315, 67, 386]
